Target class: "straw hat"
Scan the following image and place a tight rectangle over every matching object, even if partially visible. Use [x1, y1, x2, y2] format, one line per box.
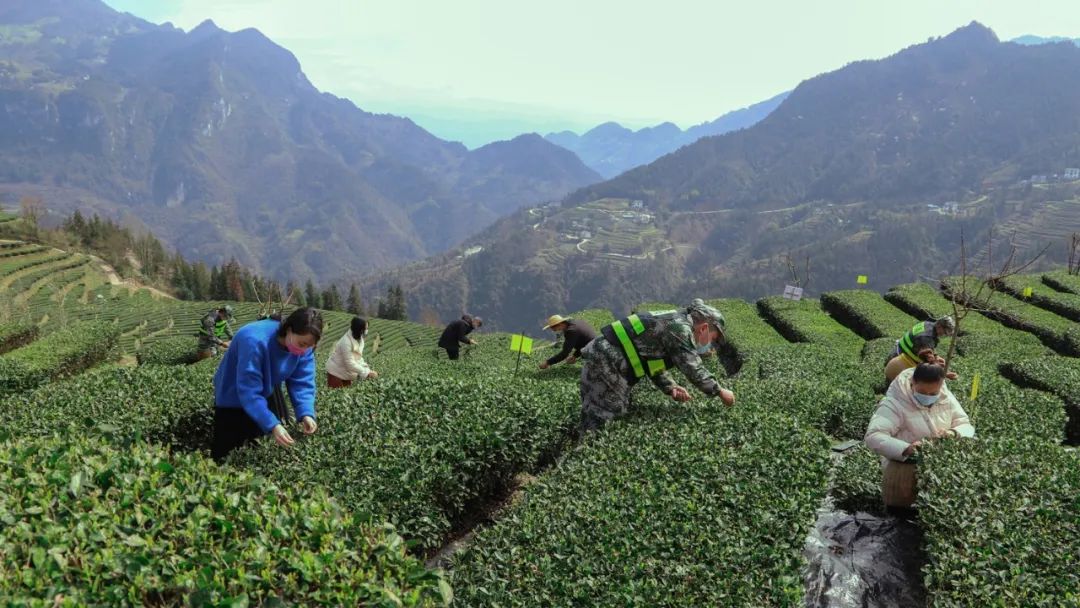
[543, 314, 569, 330]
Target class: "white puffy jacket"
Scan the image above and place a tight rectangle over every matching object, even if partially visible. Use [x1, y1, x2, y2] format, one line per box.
[865, 367, 975, 463]
[325, 331, 372, 382]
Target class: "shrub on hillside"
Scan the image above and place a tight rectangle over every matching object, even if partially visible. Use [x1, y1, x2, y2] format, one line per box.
[136, 336, 198, 366]
[0, 320, 118, 395]
[5, 364, 217, 452]
[0, 321, 38, 355]
[231, 370, 580, 552]
[919, 438, 1080, 607]
[0, 431, 449, 606]
[452, 400, 831, 607]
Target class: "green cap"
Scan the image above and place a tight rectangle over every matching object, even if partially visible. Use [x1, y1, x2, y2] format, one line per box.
[687, 298, 726, 340]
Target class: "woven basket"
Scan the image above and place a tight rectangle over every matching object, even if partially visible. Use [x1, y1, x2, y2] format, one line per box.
[882, 459, 918, 507]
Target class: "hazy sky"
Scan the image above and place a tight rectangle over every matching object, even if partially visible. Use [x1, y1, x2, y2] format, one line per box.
[102, 0, 1080, 147]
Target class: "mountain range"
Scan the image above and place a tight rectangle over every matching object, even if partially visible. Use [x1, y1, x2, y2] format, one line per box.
[364, 23, 1080, 331]
[545, 92, 788, 178]
[0, 0, 601, 283]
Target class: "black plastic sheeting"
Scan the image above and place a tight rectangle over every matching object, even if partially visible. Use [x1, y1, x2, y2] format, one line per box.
[803, 505, 927, 608]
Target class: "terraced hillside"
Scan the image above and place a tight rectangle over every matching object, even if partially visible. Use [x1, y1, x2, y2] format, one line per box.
[0, 247, 1077, 606]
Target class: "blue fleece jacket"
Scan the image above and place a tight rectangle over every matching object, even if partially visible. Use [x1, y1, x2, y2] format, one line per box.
[213, 320, 316, 433]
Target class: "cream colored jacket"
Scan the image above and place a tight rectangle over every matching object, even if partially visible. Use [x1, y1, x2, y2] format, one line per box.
[325, 332, 371, 382]
[865, 367, 975, 463]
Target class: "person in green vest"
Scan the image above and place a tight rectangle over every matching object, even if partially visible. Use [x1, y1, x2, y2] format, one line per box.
[196, 305, 235, 361]
[884, 316, 957, 384]
[578, 299, 736, 431]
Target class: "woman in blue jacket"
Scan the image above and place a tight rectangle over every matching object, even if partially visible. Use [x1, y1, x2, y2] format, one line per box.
[211, 307, 324, 462]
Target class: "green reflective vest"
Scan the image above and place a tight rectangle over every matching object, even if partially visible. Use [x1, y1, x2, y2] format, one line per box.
[899, 321, 936, 363]
[603, 313, 668, 379]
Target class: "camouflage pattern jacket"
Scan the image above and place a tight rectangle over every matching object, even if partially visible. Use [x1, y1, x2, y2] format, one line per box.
[600, 310, 722, 397]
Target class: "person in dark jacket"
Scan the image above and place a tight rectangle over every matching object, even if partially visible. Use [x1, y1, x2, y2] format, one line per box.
[539, 314, 596, 370]
[438, 314, 482, 360]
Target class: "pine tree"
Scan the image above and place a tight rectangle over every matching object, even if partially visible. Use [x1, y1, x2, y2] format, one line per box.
[305, 279, 321, 309]
[389, 285, 408, 320]
[346, 283, 364, 315]
[322, 285, 342, 311]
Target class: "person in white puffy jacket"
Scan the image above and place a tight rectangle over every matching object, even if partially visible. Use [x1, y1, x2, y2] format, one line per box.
[865, 363, 974, 507]
[325, 317, 378, 388]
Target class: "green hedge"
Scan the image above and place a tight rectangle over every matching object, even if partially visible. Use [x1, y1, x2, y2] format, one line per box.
[1042, 269, 1080, 295]
[4, 364, 217, 452]
[756, 296, 864, 352]
[996, 274, 1080, 323]
[1000, 356, 1080, 441]
[705, 298, 788, 375]
[739, 346, 876, 439]
[919, 439, 1080, 607]
[884, 283, 1048, 359]
[0, 321, 119, 395]
[136, 336, 198, 366]
[942, 276, 1079, 355]
[830, 444, 883, 514]
[451, 399, 831, 607]
[231, 366, 580, 552]
[820, 289, 917, 340]
[0, 431, 449, 606]
[0, 321, 39, 355]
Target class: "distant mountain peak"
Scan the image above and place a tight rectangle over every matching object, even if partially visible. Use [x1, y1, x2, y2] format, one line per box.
[942, 21, 999, 45]
[191, 19, 221, 34]
[544, 93, 788, 178]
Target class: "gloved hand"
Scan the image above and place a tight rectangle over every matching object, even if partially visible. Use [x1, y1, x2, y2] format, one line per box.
[300, 416, 317, 435]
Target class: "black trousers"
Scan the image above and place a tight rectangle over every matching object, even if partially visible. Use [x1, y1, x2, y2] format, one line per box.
[211, 407, 264, 463]
[444, 347, 460, 360]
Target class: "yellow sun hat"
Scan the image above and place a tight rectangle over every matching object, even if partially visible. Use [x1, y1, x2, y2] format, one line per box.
[543, 314, 569, 330]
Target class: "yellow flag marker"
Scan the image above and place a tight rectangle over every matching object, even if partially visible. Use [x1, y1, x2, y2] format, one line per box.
[970, 373, 980, 401]
[856, 275, 868, 284]
[1022, 286, 1033, 298]
[509, 334, 533, 355]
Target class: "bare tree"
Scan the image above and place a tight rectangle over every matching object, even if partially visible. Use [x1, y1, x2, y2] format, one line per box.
[937, 228, 1049, 373]
[1068, 232, 1080, 276]
[784, 251, 812, 290]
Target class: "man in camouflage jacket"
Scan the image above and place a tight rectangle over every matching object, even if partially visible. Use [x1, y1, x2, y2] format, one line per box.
[579, 298, 736, 431]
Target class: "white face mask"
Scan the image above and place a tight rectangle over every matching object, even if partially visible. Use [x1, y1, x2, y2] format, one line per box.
[913, 391, 940, 407]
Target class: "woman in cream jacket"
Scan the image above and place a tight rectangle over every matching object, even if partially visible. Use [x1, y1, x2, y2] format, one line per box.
[865, 363, 974, 507]
[326, 317, 378, 388]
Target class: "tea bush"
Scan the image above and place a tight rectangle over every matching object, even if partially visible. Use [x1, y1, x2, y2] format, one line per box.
[0, 431, 449, 606]
[996, 274, 1080, 322]
[942, 276, 1078, 355]
[231, 368, 580, 552]
[705, 298, 788, 374]
[0, 321, 38, 355]
[0, 321, 118, 395]
[884, 283, 1048, 359]
[820, 289, 916, 340]
[756, 296, 864, 353]
[919, 438, 1080, 607]
[136, 335, 198, 366]
[4, 364, 217, 452]
[1041, 269, 1080, 295]
[452, 399, 831, 607]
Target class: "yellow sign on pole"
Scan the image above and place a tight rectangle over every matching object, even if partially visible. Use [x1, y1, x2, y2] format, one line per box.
[509, 334, 533, 354]
[856, 275, 868, 284]
[1023, 286, 1033, 298]
[969, 373, 980, 402]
